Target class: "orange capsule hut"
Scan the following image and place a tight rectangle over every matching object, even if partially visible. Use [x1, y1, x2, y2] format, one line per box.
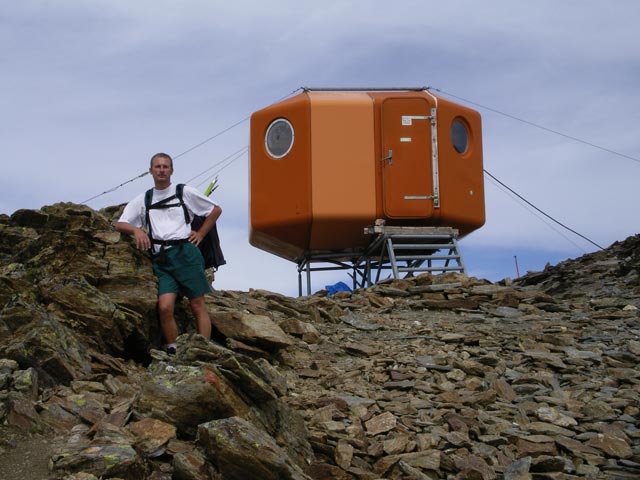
[249, 87, 485, 274]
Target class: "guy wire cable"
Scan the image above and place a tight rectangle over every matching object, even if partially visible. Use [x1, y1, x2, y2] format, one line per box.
[193, 151, 247, 190]
[80, 119, 249, 204]
[185, 145, 248, 184]
[484, 172, 587, 253]
[428, 86, 640, 165]
[81, 87, 303, 204]
[484, 169, 604, 250]
[189, 146, 248, 189]
[425, 84, 616, 250]
[195, 151, 245, 191]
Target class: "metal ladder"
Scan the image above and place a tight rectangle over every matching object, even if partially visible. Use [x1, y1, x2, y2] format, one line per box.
[364, 225, 466, 283]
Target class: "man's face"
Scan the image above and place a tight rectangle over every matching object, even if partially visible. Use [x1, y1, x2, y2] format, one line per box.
[150, 157, 173, 183]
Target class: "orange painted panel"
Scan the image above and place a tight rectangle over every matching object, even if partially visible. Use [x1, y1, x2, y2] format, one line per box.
[308, 92, 377, 250]
[434, 96, 485, 235]
[249, 93, 312, 260]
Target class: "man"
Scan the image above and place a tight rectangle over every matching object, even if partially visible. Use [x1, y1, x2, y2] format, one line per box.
[115, 152, 222, 354]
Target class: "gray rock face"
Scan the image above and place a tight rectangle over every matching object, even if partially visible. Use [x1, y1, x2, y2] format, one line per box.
[197, 416, 312, 480]
[0, 203, 639, 479]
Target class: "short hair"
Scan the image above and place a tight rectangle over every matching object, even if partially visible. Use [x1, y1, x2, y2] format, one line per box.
[150, 152, 173, 169]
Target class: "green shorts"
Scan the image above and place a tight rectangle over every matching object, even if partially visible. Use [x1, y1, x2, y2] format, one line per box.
[152, 242, 211, 298]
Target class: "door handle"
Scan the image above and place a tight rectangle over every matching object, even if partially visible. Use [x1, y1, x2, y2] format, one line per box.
[382, 149, 393, 165]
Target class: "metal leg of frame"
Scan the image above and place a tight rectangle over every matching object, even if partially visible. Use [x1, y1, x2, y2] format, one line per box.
[452, 237, 466, 273]
[387, 237, 399, 278]
[375, 242, 386, 284]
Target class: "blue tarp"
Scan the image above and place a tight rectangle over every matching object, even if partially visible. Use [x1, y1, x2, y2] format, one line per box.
[325, 281, 352, 296]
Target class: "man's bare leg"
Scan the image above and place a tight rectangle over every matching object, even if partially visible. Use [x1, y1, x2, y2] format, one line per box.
[189, 295, 211, 340]
[158, 292, 179, 345]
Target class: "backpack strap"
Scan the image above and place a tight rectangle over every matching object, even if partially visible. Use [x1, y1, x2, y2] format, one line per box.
[144, 188, 154, 244]
[174, 184, 191, 225]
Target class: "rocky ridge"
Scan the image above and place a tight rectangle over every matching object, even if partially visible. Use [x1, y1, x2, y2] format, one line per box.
[0, 203, 639, 479]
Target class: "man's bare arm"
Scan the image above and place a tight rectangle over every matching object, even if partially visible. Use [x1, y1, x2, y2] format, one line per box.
[115, 222, 151, 251]
[188, 205, 222, 246]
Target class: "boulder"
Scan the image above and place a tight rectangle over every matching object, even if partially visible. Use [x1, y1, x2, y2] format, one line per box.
[197, 416, 312, 480]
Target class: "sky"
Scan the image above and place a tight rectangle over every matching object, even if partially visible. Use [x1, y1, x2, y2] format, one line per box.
[2, 1, 639, 296]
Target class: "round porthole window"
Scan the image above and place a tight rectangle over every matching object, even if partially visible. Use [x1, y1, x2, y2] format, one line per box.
[265, 118, 294, 159]
[451, 119, 469, 154]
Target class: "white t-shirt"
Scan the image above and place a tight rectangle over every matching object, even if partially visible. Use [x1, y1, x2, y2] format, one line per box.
[118, 184, 219, 252]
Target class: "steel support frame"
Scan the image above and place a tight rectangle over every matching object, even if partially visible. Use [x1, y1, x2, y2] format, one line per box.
[296, 252, 369, 297]
[295, 228, 464, 296]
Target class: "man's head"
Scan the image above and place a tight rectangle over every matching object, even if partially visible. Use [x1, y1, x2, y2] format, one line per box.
[150, 152, 173, 169]
[149, 152, 174, 188]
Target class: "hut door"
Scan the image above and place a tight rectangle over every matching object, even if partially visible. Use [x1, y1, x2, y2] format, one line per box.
[381, 97, 434, 219]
